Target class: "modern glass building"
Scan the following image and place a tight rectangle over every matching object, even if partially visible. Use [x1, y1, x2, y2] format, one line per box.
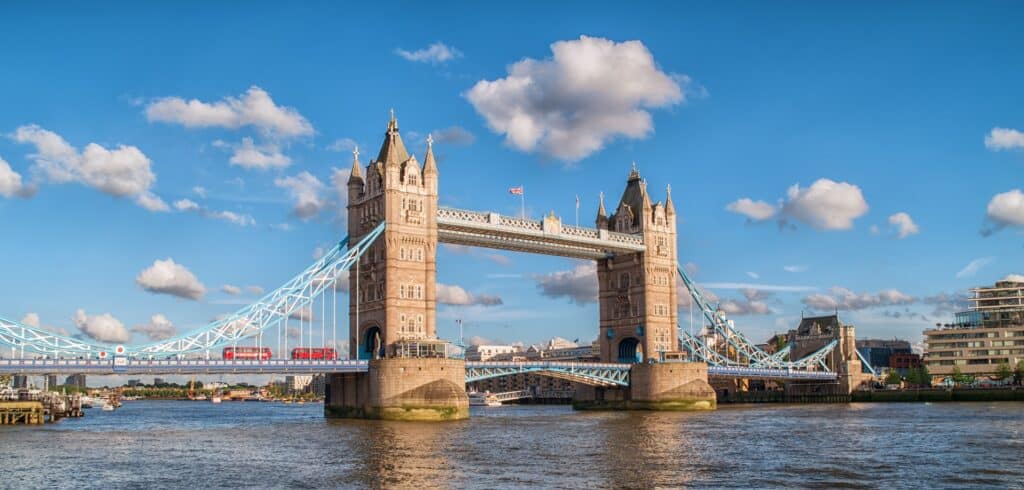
[923, 276, 1024, 379]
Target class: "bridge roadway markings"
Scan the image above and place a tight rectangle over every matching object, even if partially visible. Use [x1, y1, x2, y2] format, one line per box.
[0, 359, 837, 381]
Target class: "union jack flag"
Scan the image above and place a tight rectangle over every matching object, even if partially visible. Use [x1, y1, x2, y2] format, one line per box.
[508, 186, 524, 196]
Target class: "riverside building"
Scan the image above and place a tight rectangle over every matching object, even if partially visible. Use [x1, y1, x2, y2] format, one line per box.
[923, 275, 1024, 379]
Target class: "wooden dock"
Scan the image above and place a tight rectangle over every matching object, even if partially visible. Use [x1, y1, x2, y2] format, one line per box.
[0, 401, 44, 425]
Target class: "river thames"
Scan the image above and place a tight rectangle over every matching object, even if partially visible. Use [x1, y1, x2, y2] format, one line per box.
[1, 401, 1021, 489]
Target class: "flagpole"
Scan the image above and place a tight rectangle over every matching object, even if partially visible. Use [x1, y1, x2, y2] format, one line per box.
[575, 194, 580, 227]
[520, 185, 525, 219]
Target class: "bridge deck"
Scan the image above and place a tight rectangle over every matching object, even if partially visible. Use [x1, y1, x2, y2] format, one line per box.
[437, 207, 645, 259]
[0, 359, 837, 381]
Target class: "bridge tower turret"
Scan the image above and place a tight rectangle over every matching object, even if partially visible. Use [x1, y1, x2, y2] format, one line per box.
[596, 164, 679, 363]
[346, 112, 438, 360]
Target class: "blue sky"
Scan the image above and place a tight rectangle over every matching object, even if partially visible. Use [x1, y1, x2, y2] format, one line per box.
[1, 1, 1022, 356]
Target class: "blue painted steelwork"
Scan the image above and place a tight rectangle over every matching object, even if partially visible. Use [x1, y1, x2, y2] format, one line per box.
[0, 222, 386, 359]
[856, 348, 878, 376]
[465, 361, 632, 387]
[708, 365, 837, 380]
[0, 358, 370, 375]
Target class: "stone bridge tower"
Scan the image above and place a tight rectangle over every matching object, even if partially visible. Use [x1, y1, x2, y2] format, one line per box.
[596, 165, 679, 363]
[345, 113, 439, 359]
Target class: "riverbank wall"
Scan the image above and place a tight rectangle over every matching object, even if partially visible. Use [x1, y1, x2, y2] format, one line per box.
[852, 388, 1024, 402]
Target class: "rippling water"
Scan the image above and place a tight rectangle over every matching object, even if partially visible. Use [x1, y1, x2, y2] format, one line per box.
[1, 401, 1021, 489]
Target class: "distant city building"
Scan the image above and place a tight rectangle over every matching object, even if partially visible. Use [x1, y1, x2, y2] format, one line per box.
[465, 344, 520, 361]
[307, 374, 326, 397]
[153, 377, 166, 386]
[127, 379, 142, 387]
[12, 375, 28, 389]
[206, 381, 228, 391]
[923, 276, 1024, 379]
[65, 374, 86, 389]
[856, 339, 912, 368]
[46, 375, 58, 390]
[286, 375, 313, 392]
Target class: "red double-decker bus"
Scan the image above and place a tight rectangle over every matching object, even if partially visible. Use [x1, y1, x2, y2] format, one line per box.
[222, 347, 272, 360]
[290, 347, 338, 360]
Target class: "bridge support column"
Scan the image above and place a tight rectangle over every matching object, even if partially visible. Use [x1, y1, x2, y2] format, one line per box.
[325, 358, 468, 421]
[573, 362, 716, 411]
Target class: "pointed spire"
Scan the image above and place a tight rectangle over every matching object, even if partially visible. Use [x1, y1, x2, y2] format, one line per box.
[377, 109, 409, 166]
[665, 184, 675, 215]
[597, 191, 607, 217]
[348, 145, 363, 184]
[628, 161, 641, 181]
[423, 133, 438, 175]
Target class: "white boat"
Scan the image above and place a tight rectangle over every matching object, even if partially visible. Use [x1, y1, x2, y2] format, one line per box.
[101, 401, 116, 411]
[468, 392, 502, 407]
[210, 396, 222, 404]
[79, 395, 99, 408]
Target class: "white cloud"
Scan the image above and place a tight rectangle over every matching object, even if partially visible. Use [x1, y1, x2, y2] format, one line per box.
[726, 198, 776, 222]
[192, 186, 207, 198]
[802, 287, 914, 311]
[395, 42, 463, 64]
[984, 127, 1024, 151]
[131, 314, 176, 341]
[0, 156, 32, 198]
[984, 189, 1024, 234]
[20, 312, 40, 327]
[431, 126, 475, 146]
[746, 271, 760, 280]
[174, 198, 200, 211]
[215, 137, 291, 170]
[1003, 274, 1024, 283]
[437, 283, 503, 306]
[289, 306, 314, 322]
[276, 171, 327, 220]
[136, 258, 206, 300]
[326, 137, 358, 152]
[174, 197, 255, 226]
[783, 265, 807, 273]
[466, 35, 686, 162]
[221, 284, 242, 295]
[73, 309, 130, 344]
[869, 224, 881, 235]
[534, 262, 598, 305]
[956, 257, 995, 278]
[728, 179, 868, 231]
[780, 179, 868, 230]
[12, 125, 166, 211]
[145, 86, 313, 139]
[702, 282, 817, 292]
[888, 212, 920, 239]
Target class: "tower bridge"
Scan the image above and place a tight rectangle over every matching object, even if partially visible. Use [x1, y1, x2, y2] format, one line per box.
[0, 113, 869, 420]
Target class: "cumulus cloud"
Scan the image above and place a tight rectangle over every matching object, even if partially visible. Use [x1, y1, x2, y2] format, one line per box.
[289, 306, 314, 322]
[783, 265, 807, 273]
[246, 285, 265, 295]
[1003, 273, 1024, 283]
[466, 35, 686, 162]
[888, 212, 920, 239]
[534, 262, 599, 305]
[982, 189, 1024, 235]
[728, 178, 868, 231]
[20, 312, 41, 327]
[329, 167, 350, 223]
[726, 198, 776, 222]
[131, 314, 176, 341]
[326, 137, 358, 152]
[174, 198, 255, 226]
[436, 283, 503, 306]
[922, 292, 968, 318]
[221, 284, 242, 295]
[73, 309, 130, 344]
[214, 137, 291, 170]
[192, 186, 207, 198]
[136, 258, 206, 300]
[0, 156, 34, 198]
[275, 171, 327, 219]
[780, 179, 868, 230]
[12, 125, 166, 211]
[956, 257, 994, 278]
[395, 42, 463, 64]
[145, 86, 313, 139]
[984, 127, 1024, 151]
[430, 126, 475, 146]
[802, 287, 914, 311]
